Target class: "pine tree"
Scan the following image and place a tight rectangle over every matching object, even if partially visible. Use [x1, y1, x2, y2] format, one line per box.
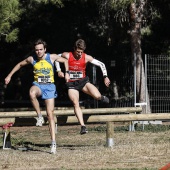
[0, 0, 22, 42]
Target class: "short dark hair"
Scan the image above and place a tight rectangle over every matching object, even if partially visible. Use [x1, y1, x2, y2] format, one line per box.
[74, 39, 86, 51]
[34, 39, 47, 48]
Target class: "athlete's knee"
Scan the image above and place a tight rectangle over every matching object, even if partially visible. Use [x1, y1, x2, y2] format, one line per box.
[72, 100, 80, 107]
[47, 111, 54, 120]
[29, 90, 37, 99]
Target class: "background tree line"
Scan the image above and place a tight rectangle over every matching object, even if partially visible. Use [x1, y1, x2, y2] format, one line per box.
[0, 0, 169, 107]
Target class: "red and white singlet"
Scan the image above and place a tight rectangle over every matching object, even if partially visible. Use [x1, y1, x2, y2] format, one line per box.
[68, 52, 86, 82]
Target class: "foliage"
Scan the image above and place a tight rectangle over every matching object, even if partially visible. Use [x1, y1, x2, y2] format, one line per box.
[0, 0, 63, 43]
[20, 0, 63, 9]
[0, 0, 169, 102]
[33, 0, 63, 6]
[0, 0, 22, 42]
[110, 0, 133, 9]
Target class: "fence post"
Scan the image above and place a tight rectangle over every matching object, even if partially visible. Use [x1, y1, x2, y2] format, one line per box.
[106, 121, 114, 147]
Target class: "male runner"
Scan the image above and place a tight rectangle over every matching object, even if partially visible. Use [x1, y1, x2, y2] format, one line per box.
[5, 39, 69, 154]
[56, 39, 110, 134]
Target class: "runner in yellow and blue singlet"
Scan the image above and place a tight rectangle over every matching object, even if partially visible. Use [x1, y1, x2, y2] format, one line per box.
[5, 39, 69, 154]
[32, 53, 57, 99]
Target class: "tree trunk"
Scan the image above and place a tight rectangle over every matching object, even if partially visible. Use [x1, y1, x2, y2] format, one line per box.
[129, 1, 151, 113]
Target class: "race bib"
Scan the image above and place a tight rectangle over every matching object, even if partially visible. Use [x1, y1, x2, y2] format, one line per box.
[38, 76, 51, 83]
[70, 71, 83, 79]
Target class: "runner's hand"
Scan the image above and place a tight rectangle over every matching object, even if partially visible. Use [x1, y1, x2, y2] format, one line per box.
[65, 73, 70, 82]
[5, 76, 11, 85]
[104, 77, 110, 87]
[57, 71, 64, 78]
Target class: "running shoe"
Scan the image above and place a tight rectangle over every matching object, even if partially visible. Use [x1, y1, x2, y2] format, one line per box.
[50, 144, 56, 154]
[36, 117, 44, 126]
[80, 126, 88, 135]
[101, 96, 109, 103]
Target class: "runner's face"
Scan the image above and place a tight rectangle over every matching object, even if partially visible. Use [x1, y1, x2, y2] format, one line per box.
[74, 48, 84, 58]
[35, 44, 46, 59]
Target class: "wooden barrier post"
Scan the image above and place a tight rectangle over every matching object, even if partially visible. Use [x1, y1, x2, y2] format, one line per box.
[106, 122, 114, 147]
[3, 128, 11, 149]
[129, 113, 135, 132]
[2, 123, 13, 149]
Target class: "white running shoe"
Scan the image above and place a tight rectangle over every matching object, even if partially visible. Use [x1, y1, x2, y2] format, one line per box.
[50, 144, 57, 154]
[36, 117, 44, 126]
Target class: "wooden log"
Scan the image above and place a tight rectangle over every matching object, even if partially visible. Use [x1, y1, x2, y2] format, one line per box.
[0, 107, 142, 118]
[0, 112, 169, 125]
[56, 113, 170, 124]
[0, 118, 15, 126]
[0, 107, 84, 112]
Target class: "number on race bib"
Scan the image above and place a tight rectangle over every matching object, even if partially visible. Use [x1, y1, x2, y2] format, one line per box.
[38, 76, 51, 83]
[70, 71, 83, 79]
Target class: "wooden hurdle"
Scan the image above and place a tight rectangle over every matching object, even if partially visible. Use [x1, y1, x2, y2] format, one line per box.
[0, 107, 142, 117]
[0, 107, 142, 149]
[1, 107, 169, 149]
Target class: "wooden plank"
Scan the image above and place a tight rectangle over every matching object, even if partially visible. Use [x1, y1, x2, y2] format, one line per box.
[0, 107, 84, 112]
[56, 113, 170, 124]
[0, 107, 142, 118]
[0, 118, 15, 126]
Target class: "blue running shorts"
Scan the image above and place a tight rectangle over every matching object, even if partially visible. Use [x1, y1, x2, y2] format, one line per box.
[33, 82, 57, 99]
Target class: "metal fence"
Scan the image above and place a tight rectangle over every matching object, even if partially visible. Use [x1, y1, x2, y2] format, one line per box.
[146, 54, 170, 113]
[106, 56, 134, 108]
[105, 54, 170, 114]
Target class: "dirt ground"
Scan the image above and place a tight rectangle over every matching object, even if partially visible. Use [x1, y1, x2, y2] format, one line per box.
[0, 123, 170, 170]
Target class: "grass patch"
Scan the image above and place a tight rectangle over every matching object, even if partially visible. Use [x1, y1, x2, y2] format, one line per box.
[88, 124, 170, 133]
[0, 124, 170, 169]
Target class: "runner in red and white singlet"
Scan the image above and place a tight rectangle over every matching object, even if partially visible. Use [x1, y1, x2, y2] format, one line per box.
[55, 39, 110, 135]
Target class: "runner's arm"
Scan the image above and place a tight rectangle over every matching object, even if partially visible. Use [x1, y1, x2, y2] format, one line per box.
[90, 59, 108, 77]
[55, 55, 69, 82]
[5, 57, 32, 85]
[55, 61, 61, 72]
[87, 55, 110, 87]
